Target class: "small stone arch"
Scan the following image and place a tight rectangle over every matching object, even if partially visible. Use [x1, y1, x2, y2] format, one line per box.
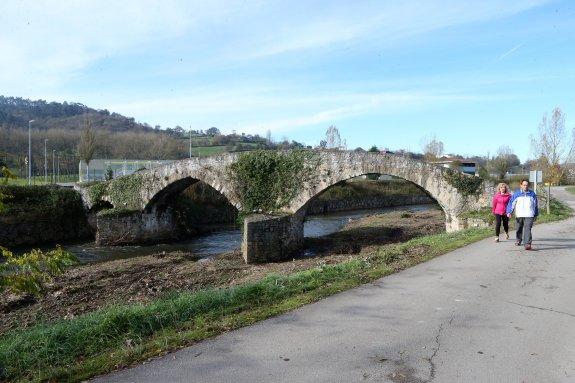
[138, 156, 242, 212]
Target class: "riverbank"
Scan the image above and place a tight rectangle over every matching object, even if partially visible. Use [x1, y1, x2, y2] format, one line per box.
[0, 200, 571, 382]
[0, 208, 444, 333]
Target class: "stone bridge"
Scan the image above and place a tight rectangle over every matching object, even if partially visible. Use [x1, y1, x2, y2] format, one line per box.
[80, 151, 493, 263]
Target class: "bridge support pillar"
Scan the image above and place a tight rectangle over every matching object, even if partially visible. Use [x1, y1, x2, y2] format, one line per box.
[95, 208, 179, 246]
[242, 211, 305, 263]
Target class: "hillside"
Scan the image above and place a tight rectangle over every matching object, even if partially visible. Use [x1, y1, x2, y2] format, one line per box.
[0, 96, 154, 133]
[0, 96, 307, 178]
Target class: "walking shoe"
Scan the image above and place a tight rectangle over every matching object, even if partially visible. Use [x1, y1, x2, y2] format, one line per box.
[494, 237, 499, 243]
[505, 233, 509, 240]
[515, 241, 522, 246]
[525, 244, 532, 250]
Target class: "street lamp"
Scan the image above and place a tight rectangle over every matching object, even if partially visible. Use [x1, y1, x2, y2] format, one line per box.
[28, 120, 35, 185]
[44, 139, 49, 184]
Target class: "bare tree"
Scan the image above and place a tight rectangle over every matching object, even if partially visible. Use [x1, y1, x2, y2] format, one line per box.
[489, 146, 518, 181]
[530, 107, 575, 184]
[421, 135, 444, 162]
[77, 119, 96, 181]
[325, 125, 343, 150]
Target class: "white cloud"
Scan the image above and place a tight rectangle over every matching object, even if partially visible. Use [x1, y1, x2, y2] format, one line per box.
[0, 0, 552, 95]
[498, 43, 524, 60]
[106, 87, 513, 135]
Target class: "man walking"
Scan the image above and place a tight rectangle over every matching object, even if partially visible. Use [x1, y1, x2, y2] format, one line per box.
[506, 179, 538, 250]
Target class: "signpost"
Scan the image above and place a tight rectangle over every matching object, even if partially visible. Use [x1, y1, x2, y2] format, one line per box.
[545, 182, 551, 214]
[529, 170, 543, 194]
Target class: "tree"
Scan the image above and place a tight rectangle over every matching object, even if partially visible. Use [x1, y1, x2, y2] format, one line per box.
[325, 125, 344, 150]
[77, 119, 96, 181]
[421, 135, 444, 162]
[368, 145, 379, 153]
[530, 107, 575, 184]
[489, 146, 518, 181]
[266, 130, 272, 144]
[0, 166, 16, 213]
[206, 127, 221, 136]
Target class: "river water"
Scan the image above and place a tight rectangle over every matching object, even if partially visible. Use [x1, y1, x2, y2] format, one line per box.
[62, 204, 436, 264]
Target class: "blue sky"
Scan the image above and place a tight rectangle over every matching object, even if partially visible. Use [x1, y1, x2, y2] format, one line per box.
[1, 0, 574, 161]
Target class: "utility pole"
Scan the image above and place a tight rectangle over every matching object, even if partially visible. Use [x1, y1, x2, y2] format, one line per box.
[57, 152, 60, 182]
[189, 128, 192, 159]
[52, 150, 56, 184]
[28, 120, 35, 185]
[44, 139, 49, 184]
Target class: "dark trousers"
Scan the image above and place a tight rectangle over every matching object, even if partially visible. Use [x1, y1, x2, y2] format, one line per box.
[516, 217, 534, 245]
[494, 214, 509, 236]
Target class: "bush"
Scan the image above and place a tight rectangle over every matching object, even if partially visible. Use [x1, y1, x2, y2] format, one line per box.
[0, 185, 85, 218]
[443, 169, 484, 196]
[0, 246, 77, 295]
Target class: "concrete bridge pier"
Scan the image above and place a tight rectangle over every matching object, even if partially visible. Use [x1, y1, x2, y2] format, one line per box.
[242, 210, 306, 263]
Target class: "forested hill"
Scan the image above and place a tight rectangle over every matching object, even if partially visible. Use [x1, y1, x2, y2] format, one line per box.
[0, 96, 308, 177]
[0, 96, 153, 132]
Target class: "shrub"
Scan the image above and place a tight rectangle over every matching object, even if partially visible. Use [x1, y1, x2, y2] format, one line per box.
[443, 169, 484, 196]
[229, 150, 319, 212]
[0, 246, 77, 295]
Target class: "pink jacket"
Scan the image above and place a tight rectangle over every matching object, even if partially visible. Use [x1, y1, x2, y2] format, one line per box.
[492, 192, 511, 215]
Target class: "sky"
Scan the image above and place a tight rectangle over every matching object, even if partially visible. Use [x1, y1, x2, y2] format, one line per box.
[1, 0, 574, 161]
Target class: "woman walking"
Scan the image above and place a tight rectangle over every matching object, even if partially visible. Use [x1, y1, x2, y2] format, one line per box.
[492, 183, 511, 242]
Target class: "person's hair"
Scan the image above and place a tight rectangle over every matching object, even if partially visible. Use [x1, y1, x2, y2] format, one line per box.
[520, 179, 529, 185]
[497, 182, 509, 193]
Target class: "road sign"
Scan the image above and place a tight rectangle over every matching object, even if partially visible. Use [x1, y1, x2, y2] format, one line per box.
[529, 170, 543, 183]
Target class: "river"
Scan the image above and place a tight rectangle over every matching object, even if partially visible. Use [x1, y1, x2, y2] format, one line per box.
[58, 204, 436, 264]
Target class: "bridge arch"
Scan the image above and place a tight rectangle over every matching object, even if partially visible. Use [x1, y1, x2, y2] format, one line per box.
[138, 155, 242, 212]
[286, 151, 478, 232]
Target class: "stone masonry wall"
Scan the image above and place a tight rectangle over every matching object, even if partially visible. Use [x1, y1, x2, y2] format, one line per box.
[242, 210, 305, 263]
[305, 194, 434, 215]
[96, 208, 179, 246]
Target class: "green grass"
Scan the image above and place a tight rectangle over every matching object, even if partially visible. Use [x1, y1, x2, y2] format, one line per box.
[0, 199, 571, 382]
[4, 175, 78, 186]
[565, 186, 575, 195]
[191, 145, 228, 157]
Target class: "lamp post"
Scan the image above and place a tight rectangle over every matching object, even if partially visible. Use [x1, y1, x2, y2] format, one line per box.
[28, 120, 35, 185]
[44, 139, 49, 184]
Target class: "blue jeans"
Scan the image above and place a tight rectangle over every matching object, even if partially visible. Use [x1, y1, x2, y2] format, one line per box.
[516, 217, 534, 245]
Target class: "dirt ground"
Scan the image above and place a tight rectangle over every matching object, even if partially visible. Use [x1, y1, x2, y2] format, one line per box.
[0, 208, 444, 334]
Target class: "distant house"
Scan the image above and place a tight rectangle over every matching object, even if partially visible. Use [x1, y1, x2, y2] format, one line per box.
[432, 159, 477, 176]
[78, 159, 173, 182]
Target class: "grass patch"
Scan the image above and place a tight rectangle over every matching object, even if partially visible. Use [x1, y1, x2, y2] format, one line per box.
[565, 186, 575, 195]
[0, 199, 571, 382]
[3, 175, 78, 186]
[190, 146, 228, 157]
[536, 197, 573, 223]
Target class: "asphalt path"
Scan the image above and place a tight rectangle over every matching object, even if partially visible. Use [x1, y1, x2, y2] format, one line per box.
[94, 187, 575, 383]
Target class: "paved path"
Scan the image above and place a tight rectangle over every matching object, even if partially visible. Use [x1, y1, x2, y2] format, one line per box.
[95, 187, 575, 383]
